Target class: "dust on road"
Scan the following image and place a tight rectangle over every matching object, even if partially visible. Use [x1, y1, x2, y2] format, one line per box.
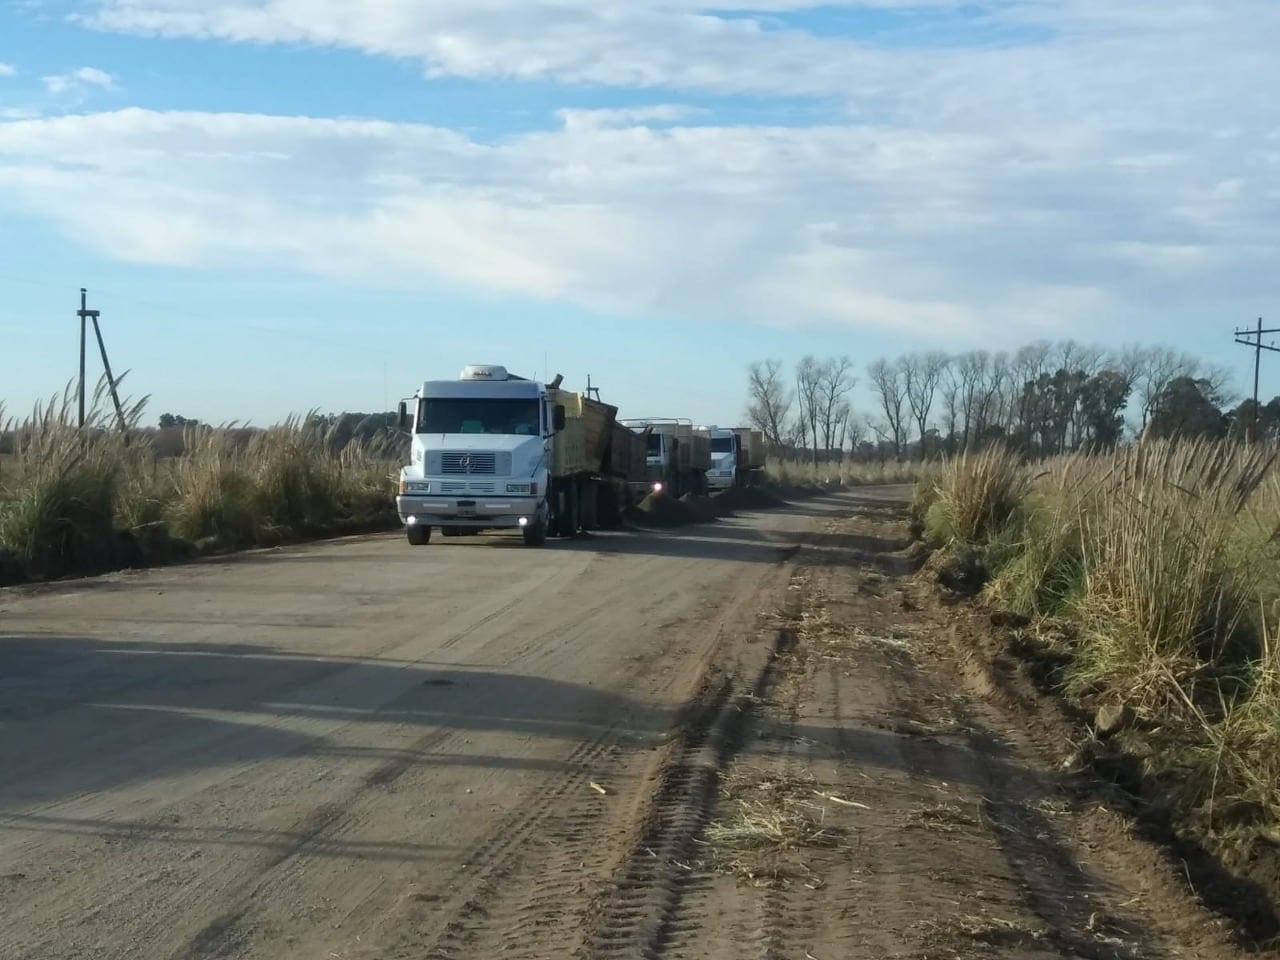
[0, 487, 1258, 959]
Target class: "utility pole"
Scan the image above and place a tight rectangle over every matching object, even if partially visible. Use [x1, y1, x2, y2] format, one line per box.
[1233, 318, 1280, 443]
[76, 288, 130, 441]
[77, 288, 89, 428]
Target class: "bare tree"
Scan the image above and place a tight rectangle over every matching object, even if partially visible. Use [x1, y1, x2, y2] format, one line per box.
[953, 350, 987, 450]
[867, 358, 909, 459]
[1056, 339, 1105, 378]
[1132, 346, 1198, 431]
[746, 359, 794, 447]
[795, 355, 824, 464]
[817, 355, 857, 455]
[1200, 362, 1238, 408]
[845, 414, 868, 450]
[902, 350, 949, 454]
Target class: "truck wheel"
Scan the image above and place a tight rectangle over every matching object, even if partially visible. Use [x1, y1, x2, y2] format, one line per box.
[406, 525, 431, 546]
[580, 480, 600, 531]
[599, 483, 622, 529]
[559, 478, 580, 537]
[522, 518, 547, 546]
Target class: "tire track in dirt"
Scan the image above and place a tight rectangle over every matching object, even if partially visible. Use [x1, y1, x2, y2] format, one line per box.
[176, 733, 621, 960]
[391, 545, 807, 960]
[355, 733, 625, 960]
[576, 625, 797, 960]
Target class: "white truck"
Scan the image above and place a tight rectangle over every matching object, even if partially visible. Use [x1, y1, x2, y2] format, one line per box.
[618, 418, 712, 499]
[701, 425, 767, 490]
[395, 364, 642, 547]
[703, 426, 741, 492]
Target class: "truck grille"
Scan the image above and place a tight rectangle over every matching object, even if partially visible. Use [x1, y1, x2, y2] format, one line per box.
[433, 452, 511, 476]
[440, 481, 496, 494]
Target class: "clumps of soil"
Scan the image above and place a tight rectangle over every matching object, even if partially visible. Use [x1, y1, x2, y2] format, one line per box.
[716, 486, 786, 511]
[630, 492, 702, 527]
[626, 484, 792, 529]
[679, 493, 724, 523]
[922, 544, 989, 596]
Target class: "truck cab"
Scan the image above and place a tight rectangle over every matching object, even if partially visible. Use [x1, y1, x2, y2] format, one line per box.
[395, 364, 565, 546]
[703, 426, 741, 491]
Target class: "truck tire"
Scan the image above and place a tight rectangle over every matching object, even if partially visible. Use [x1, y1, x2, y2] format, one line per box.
[522, 518, 547, 546]
[559, 478, 580, 537]
[580, 480, 600, 531]
[406, 525, 431, 546]
[599, 482, 622, 529]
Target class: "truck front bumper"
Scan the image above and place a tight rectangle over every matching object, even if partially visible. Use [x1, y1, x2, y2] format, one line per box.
[706, 472, 736, 490]
[396, 494, 547, 529]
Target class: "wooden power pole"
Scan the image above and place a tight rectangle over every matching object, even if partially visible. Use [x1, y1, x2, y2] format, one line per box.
[76, 288, 130, 440]
[1233, 318, 1280, 443]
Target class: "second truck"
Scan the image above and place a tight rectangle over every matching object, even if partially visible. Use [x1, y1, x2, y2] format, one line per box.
[618, 418, 713, 500]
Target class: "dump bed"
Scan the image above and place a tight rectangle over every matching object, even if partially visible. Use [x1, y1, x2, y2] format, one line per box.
[608, 422, 648, 481]
[548, 387, 616, 477]
[734, 427, 766, 469]
[690, 428, 712, 472]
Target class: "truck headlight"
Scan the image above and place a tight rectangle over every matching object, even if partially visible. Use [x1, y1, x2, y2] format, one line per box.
[400, 480, 431, 494]
[506, 482, 532, 494]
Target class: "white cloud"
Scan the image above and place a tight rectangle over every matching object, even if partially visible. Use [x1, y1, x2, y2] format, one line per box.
[0, 1, 1273, 340]
[0, 64, 16, 78]
[1, 100, 1275, 340]
[77, 0, 1280, 115]
[42, 66, 117, 96]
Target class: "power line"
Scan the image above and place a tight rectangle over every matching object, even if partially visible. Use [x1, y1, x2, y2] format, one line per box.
[1232, 317, 1280, 443]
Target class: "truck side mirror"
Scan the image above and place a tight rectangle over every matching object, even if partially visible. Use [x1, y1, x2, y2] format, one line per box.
[398, 401, 408, 431]
[553, 404, 567, 432]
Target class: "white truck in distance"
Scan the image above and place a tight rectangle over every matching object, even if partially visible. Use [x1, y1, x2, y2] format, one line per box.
[618, 418, 711, 500]
[704, 427, 739, 492]
[395, 364, 644, 547]
[701, 425, 767, 490]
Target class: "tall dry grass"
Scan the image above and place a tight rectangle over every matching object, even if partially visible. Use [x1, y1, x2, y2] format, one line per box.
[766, 457, 927, 487]
[918, 443, 1031, 544]
[0, 381, 400, 585]
[912, 436, 1280, 838]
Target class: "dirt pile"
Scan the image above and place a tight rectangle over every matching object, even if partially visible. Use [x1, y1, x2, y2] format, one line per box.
[630, 492, 701, 527]
[714, 486, 786, 512]
[678, 493, 722, 523]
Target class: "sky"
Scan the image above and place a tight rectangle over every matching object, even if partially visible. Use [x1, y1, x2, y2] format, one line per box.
[1, 0, 1278, 428]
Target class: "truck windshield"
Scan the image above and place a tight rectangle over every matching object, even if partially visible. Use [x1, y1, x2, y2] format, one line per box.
[710, 436, 735, 453]
[646, 433, 663, 455]
[416, 398, 541, 435]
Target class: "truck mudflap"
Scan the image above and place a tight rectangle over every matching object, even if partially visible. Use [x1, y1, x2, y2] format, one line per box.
[396, 494, 546, 529]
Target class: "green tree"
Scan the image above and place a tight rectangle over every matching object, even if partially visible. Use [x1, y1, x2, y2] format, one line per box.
[1147, 376, 1228, 440]
[1079, 370, 1131, 448]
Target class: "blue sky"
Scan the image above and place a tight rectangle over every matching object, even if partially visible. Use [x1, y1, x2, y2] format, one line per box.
[1, 0, 1278, 429]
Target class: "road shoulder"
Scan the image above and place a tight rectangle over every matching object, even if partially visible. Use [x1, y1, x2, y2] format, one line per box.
[579, 487, 1261, 959]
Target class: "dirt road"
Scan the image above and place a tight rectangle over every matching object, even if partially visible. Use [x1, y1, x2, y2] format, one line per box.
[0, 490, 1258, 960]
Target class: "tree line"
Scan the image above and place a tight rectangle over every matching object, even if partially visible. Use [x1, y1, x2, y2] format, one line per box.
[746, 340, 1274, 461]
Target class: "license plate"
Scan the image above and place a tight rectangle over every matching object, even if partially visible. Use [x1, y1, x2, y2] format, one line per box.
[457, 507, 477, 518]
